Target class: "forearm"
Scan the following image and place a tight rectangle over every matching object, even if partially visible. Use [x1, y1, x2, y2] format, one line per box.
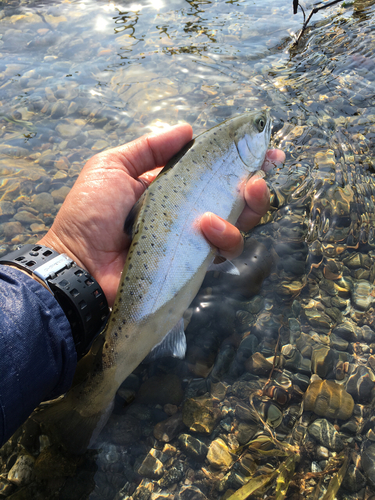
[0, 266, 77, 446]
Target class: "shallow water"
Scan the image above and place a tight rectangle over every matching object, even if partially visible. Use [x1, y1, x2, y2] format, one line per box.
[0, 0, 375, 499]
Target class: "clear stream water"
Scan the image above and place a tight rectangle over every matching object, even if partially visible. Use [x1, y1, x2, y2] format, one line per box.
[0, 0, 375, 499]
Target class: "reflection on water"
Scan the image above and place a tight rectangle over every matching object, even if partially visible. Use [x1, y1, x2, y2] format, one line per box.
[0, 0, 375, 498]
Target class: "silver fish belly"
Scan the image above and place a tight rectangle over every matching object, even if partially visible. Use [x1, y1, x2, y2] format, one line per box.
[34, 110, 272, 453]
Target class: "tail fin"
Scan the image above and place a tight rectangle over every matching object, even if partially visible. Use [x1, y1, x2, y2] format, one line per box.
[32, 396, 114, 455]
[32, 334, 113, 455]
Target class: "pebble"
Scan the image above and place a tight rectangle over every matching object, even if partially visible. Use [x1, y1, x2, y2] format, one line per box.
[303, 379, 354, 420]
[360, 444, 375, 489]
[179, 485, 208, 500]
[30, 192, 55, 213]
[138, 453, 164, 480]
[178, 434, 208, 461]
[307, 419, 344, 451]
[7, 453, 35, 486]
[206, 438, 233, 469]
[50, 185, 71, 203]
[153, 413, 185, 442]
[55, 123, 82, 139]
[182, 396, 221, 434]
[346, 365, 375, 403]
[342, 464, 367, 493]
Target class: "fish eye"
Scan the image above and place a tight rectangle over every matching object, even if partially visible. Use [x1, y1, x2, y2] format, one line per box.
[256, 116, 266, 133]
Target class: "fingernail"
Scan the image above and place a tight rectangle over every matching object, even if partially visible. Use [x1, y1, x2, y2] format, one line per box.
[208, 213, 226, 232]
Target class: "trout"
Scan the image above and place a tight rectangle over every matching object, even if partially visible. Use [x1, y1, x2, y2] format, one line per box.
[35, 110, 272, 453]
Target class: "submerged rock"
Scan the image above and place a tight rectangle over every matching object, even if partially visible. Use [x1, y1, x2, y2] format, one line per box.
[303, 380, 354, 420]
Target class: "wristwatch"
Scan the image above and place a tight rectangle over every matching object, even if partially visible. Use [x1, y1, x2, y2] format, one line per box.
[0, 244, 109, 360]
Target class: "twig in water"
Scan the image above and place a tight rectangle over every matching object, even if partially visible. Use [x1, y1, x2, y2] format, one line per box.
[293, 0, 343, 45]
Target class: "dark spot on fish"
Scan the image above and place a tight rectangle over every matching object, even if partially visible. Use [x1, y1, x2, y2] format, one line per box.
[139, 295, 142, 299]
[161, 204, 165, 208]
[133, 242, 138, 246]
[130, 291, 134, 295]
[125, 334, 129, 338]
[142, 218, 145, 222]
[151, 218, 155, 222]
[129, 264, 133, 269]
[104, 342, 108, 348]
[158, 185, 162, 190]
[137, 251, 141, 255]
[192, 160, 197, 164]
[202, 155, 205, 159]
[144, 264, 148, 269]
[152, 234, 157, 238]
[164, 195, 168, 198]
[122, 319, 126, 324]
[163, 212, 167, 216]
[125, 276, 130, 281]
[151, 242, 155, 247]
[214, 132, 217, 135]
[150, 225, 154, 228]
[141, 235, 147, 239]
[111, 317, 116, 322]
[145, 226, 148, 230]
[114, 332, 118, 337]
[164, 222, 168, 227]
[143, 250, 147, 254]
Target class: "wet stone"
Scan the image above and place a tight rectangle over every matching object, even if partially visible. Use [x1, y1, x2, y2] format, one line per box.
[178, 434, 208, 461]
[182, 396, 221, 434]
[153, 412, 185, 442]
[0, 201, 15, 218]
[307, 419, 344, 451]
[138, 453, 164, 480]
[55, 123, 82, 139]
[206, 438, 233, 469]
[158, 461, 184, 488]
[51, 185, 70, 203]
[361, 444, 375, 489]
[303, 379, 354, 420]
[350, 279, 374, 311]
[331, 321, 360, 342]
[346, 365, 375, 404]
[245, 352, 273, 376]
[235, 422, 257, 445]
[342, 464, 367, 493]
[179, 485, 208, 500]
[7, 453, 35, 486]
[329, 333, 349, 351]
[311, 345, 335, 378]
[30, 192, 55, 213]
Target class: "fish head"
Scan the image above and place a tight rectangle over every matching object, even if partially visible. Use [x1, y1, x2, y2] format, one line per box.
[232, 110, 272, 171]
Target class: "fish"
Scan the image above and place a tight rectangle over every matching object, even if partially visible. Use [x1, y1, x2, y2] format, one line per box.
[34, 110, 272, 454]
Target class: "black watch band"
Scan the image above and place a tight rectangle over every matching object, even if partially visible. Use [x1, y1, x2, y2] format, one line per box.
[0, 244, 109, 360]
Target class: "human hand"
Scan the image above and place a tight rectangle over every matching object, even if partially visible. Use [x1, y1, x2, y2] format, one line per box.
[38, 124, 285, 307]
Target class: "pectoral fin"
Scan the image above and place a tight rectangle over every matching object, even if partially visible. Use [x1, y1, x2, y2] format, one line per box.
[147, 318, 187, 361]
[208, 256, 240, 275]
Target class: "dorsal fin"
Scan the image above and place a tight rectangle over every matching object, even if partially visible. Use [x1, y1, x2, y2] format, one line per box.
[124, 191, 147, 238]
[155, 138, 195, 179]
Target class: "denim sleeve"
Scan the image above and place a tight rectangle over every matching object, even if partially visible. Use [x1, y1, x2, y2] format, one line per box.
[0, 265, 77, 446]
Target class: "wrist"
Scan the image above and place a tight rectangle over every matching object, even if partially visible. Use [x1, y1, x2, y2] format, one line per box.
[0, 244, 109, 360]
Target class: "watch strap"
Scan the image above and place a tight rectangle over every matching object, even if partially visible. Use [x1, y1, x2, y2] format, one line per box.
[0, 244, 109, 359]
